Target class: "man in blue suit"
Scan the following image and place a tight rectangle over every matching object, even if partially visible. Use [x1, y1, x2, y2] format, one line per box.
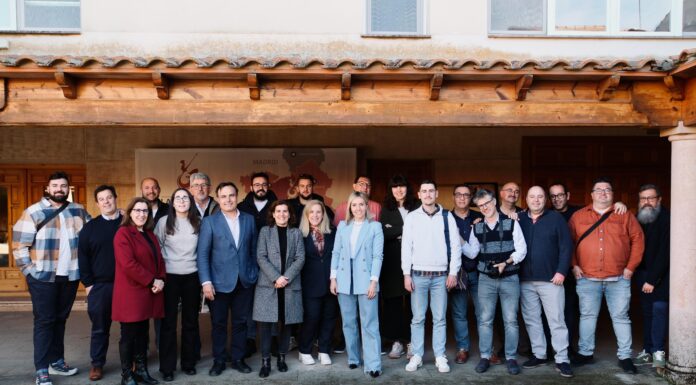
[198, 182, 259, 376]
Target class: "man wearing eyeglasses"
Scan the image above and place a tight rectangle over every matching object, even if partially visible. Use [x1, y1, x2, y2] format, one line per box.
[238, 172, 278, 232]
[333, 175, 382, 226]
[632, 184, 669, 370]
[568, 177, 644, 374]
[189, 172, 219, 218]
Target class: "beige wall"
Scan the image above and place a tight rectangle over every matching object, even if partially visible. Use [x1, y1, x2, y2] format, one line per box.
[0, 125, 651, 215]
[1, 0, 693, 59]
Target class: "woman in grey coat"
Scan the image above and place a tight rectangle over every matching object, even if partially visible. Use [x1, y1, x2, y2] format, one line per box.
[253, 200, 305, 378]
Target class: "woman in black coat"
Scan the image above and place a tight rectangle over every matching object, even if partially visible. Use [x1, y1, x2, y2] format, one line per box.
[379, 174, 419, 359]
[297, 200, 338, 366]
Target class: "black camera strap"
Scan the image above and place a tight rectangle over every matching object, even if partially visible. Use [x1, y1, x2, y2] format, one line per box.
[576, 210, 613, 248]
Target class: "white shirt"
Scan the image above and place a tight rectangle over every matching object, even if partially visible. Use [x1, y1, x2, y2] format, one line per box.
[350, 221, 364, 259]
[224, 210, 240, 248]
[195, 198, 211, 217]
[55, 212, 71, 276]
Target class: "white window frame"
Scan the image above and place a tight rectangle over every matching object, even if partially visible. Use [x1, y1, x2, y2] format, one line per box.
[488, 0, 547, 35]
[1, 0, 80, 33]
[683, 0, 696, 36]
[365, 0, 428, 37]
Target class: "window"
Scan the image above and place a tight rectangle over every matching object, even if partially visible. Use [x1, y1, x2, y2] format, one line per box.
[490, 0, 690, 36]
[366, 0, 427, 36]
[0, 0, 80, 32]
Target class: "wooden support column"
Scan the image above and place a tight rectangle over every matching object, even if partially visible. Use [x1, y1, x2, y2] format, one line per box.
[597, 74, 621, 101]
[152, 72, 170, 100]
[515, 74, 534, 101]
[54, 71, 77, 99]
[248, 73, 260, 100]
[663, 75, 685, 101]
[430, 73, 443, 101]
[341, 73, 351, 101]
[0, 78, 6, 111]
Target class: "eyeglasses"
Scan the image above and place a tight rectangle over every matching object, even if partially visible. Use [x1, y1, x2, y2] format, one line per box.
[356, 182, 371, 188]
[174, 196, 190, 202]
[549, 193, 567, 200]
[454, 193, 471, 199]
[252, 183, 270, 188]
[476, 198, 495, 210]
[639, 196, 659, 202]
[132, 209, 149, 214]
[592, 188, 613, 194]
[502, 188, 520, 195]
[191, 183, 209, 189]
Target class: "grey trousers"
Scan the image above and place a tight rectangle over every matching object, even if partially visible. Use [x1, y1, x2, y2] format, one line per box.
[520, 281, 569, 363]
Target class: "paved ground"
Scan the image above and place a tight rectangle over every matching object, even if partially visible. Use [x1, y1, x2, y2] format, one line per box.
[0, 305, 670, 385]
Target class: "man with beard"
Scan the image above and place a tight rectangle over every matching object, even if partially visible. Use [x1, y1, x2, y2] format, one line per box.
[632, 184, 670, 369]
[238, 171, 278, 357]
[287, 174, 335, 224]
[78, 185, 121, 381]
[189, 172, 219, 218]
[141, 177, 169, 224]
[13, 171, 91, 385]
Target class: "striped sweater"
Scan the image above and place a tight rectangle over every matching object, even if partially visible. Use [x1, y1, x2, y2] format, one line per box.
[12, 198, 91, 282]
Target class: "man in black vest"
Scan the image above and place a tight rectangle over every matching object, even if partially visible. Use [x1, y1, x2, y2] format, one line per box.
[78, 185, 122, 381]
[470, 188, 527, 375]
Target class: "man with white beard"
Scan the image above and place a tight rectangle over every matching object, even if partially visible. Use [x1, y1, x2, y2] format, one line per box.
[632, 184, 670, 369]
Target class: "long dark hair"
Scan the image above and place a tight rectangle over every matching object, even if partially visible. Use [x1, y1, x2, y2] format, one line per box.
[383, 174, 418, 211]
[165, 188, 201, 235]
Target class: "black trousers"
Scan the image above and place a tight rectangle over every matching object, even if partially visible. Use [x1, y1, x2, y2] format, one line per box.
[158, 272, 201, 373]
[260, 322, 292, 358]
[209, 282, 252, 364]
[381, 294, 411, 343]
[87, 282, 113, 368]
[563, 274, 579, 352]
[299, 294, 339, 354]
[120, 320, 149, 366]
[26, 275, 79, 370]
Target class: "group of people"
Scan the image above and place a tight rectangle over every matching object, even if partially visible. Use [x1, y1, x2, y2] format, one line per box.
[12, 170, 669, 385]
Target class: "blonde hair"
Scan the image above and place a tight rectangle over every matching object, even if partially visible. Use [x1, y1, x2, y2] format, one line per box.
[299, 200, 332, 237]
[345, 191, 373, 223]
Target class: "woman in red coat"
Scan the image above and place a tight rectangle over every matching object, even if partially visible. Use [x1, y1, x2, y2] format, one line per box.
[113, 197, 166, 385]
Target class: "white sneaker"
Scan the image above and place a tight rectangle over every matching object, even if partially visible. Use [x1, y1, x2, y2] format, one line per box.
[318, 353, 332, 365]
[298, 352, 315, 365]
[388, 341, 405, 359]
[435, 356, 451, 373]
[406, 342, 414, 359]
[405, 355, 422, 372]
[653, 351, 666, 368]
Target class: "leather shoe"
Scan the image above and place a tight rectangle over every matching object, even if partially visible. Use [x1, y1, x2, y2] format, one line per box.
[230, 359, 252, 374]
[208, 362, 225, 376]
[161, 372, 173, 382]
[183, 368, 196, 376]
[89, 366, 103, 381]
[455, 349, 469, 364]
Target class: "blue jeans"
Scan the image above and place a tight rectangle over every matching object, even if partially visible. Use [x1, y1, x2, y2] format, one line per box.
[410, 275, 448, 358]
[337, 293, 381, 372]
[635, 270, 668, 353]
[449, 271, 480, 351]
[477, 274, 519, 360]
[576, 277, 632, 360]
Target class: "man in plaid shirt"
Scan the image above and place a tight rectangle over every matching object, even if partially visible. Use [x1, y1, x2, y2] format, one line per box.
[13, 171, 91, 385]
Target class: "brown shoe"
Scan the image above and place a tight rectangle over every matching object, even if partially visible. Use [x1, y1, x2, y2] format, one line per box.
[455, 349, 469, 364]
[89, 366, 103, 381]
[489, 353, 503, 365]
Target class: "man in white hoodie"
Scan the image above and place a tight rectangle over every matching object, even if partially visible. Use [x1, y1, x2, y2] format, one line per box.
[401, 179, 469, 373]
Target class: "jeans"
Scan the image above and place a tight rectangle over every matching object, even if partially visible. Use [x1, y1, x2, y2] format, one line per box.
[27, 275, 79, 371]
[576, 277, 632, 360]
[635, 270, 668, 353]
[450, 271, 480, 351]
[87, 282, 113, 368]
[410, 275, 448, 358]
[478, 274, 520, 360]
[337, 293, 381, 372]
[520, 281, 569, 363]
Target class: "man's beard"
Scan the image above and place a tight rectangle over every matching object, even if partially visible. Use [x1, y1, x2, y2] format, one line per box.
[637, 205, 661, 224]
[48, 192, 68, 203]
[300, 192, 313, 200]
[253, 190, 267, 201]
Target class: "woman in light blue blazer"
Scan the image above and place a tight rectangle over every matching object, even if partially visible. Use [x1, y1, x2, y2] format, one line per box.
[330, 191, 384, 378]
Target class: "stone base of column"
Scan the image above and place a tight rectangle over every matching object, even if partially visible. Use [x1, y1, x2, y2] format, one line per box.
[665, 362, 696, 385]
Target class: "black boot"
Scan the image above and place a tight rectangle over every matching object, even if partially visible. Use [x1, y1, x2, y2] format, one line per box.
[277, 354, 288, 372]
[133, 354, 159, 385]
[259, 357, 271, 378]
[120, 345, 137, 385]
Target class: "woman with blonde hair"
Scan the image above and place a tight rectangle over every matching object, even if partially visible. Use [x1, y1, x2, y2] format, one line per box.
[297, 200, 338, 366]
[330, 192, 384, 377]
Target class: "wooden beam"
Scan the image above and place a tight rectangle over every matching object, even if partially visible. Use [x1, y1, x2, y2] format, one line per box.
[341, 73, 351, 101]
[54, 71, 77, 99]
[152, 72, 170, 100]
[515, 74, 534, 101]
[597, 74, 620, 101]
[248, 73, 260, 100]
[663, 75, 685, 101]
[430, 73, 443, 101]
[0, 78, 6, 111]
